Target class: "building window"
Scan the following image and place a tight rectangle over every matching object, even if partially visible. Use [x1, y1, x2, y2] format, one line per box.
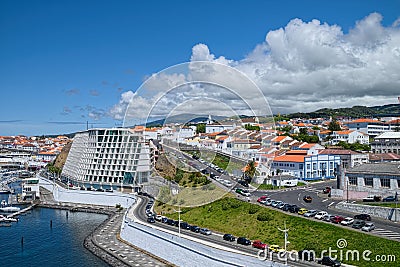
[397, 179, 400, 188]
[348, 177, 357, 185]
[380, 178, 390, 188]
[312, 163, 316, 170]
[364, 177, 373, 187]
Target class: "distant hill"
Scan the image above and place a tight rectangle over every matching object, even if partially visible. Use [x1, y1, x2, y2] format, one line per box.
[284, 104, 400, 119]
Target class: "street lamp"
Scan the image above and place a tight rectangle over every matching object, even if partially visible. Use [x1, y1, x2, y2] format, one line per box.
[278, 222, 290, 266]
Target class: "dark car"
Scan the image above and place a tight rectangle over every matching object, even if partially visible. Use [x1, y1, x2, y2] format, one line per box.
[180, 222, 191, 230]
[318, 256, 341, 266]
[147, 216, 155, 223]
[238, 180, 249, 187]
[161, 217, 168, 223]
[282, 203, 292, 211]
[352, 220, 366, 229]
[237, 237, 251, 246]
[166, 218, 175, 226]
[303, 195, 312, 203]
[190, 225, 201, 233]
[223, 234, 236, 242]
[298, 250, 315, 261]
[383, 196, 396, 202]
[289, 205, 300, 213]
[354, 214, 371, 221]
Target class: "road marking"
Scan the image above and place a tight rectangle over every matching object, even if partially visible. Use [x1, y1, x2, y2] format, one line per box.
[328, 202, 335, 207]
[322, 199, 329, 202]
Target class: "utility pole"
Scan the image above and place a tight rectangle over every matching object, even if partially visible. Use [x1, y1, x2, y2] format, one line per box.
[278, 222, 290, 265]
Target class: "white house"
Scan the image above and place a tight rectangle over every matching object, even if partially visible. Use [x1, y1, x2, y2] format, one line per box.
[331, 130, 369, 145]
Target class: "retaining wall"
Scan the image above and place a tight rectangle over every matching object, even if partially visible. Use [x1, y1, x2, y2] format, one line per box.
[39, 176, 136, 208]
[120, 217, 284, 267]
[336, 202, 400, 222]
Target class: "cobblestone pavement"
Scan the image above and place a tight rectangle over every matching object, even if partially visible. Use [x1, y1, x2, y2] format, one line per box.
[92, 212, 169, 267]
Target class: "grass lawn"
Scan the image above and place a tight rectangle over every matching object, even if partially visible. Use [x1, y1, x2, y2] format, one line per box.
[361, 202, 400, 208]
[160, 197, 400, 266]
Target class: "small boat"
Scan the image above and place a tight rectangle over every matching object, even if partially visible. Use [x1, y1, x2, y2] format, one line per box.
[0, 206, 21, 213]
[0, 189, 10, 194]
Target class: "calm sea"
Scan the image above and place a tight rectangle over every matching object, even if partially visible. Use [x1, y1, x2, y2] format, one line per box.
[0, 194, 109, 267]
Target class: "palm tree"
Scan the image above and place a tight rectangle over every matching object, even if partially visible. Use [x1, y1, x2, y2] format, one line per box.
[244, 160, 257, 182]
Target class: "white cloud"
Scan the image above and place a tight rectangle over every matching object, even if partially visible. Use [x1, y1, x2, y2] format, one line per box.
[112, 12, 400, 122]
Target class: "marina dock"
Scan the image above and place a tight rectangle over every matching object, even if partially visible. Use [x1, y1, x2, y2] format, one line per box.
[8, 203, 37, 218]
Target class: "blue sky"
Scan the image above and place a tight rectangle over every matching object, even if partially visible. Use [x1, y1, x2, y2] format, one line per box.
[0, 0, 399, 136]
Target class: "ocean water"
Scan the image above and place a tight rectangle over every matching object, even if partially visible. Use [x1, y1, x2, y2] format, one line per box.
[0, 195, 109, 267]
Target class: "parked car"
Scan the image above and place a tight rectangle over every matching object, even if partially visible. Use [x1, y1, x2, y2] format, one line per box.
[166, 218, 175, 226]
[190, 225, 201, 233]
[303, 195, 312, 203]
[323, 214, 335, 222]
[383, 196, 396, 202]
[363, 195, 381, 202]
[180, 221, 191, 230]
[155, 215, 163, 222]
[265, 199, 273, 206]
[237, 237, 251, 245]
[223, 180, 233, 187]
[276, 202, 286, 209]
[341, 217, 354, 226]
[200, 228, 212, 235]
[147, 216, 155, 223]
[272, 200, 283, 207]
[238, 180, 249, 187]
[252, 240, 267, 249]
[269, 245, 285, 253]
[240, 189, 250, 197]
[282, 203, 292, 211]
[352, 220, 366, 229]
[331, 215, 345, 224]
[289, 205, 300, 213]
[223, 234, 236, 242]
[318, 256, 341, 266]
[354, 214, 371, 221]
[304, 210, 318, 217]
[362, 222, 375, 232]
[315, 211, 328, 220]
[161, 217, 168, 223]
[298, 208, 308, 215]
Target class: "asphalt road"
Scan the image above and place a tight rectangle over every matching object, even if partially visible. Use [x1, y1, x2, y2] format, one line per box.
[251, 181, 400, 242]
[134, 195, 320, 267]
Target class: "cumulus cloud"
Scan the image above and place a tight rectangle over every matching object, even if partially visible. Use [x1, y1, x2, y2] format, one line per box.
[111, 12, 400, 121]
[109, 91, 136, 120]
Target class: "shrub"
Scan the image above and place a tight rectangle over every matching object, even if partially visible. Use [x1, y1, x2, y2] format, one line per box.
[248, 205, 260, 214]
[257, 211, 271, 221]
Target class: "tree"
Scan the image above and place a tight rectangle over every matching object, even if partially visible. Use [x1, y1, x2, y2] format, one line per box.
[244, 160, 257, 182]
[299, 128, 308, 135]
[244, 124, 260, 131]
[196, 123, 206, 134]
[328, 118, 341, 131]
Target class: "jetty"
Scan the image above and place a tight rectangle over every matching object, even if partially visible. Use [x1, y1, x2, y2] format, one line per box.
[8, 203, 37, 218]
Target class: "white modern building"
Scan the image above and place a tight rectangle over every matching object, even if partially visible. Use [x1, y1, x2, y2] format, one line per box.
[21, 177, 40, 200]
[62, 128, 151, 192]
[371, 132, 400, 154]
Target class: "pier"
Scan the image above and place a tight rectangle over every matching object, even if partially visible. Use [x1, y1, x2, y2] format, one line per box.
[8, 203, 37, 218]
